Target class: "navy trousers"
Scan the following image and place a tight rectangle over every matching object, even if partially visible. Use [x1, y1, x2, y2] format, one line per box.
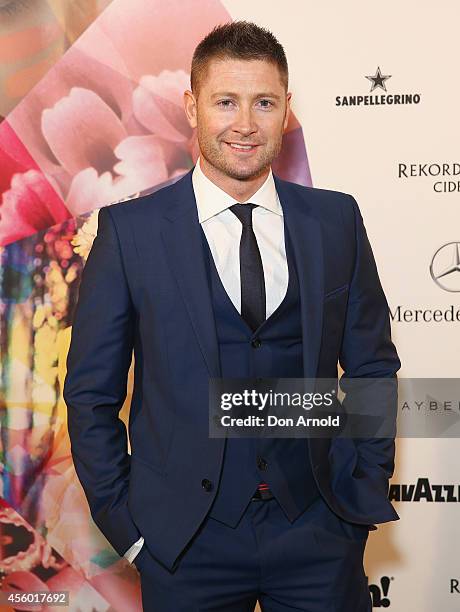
[134, 495, 372, 612]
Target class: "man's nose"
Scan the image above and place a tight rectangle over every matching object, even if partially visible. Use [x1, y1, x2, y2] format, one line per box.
[231, 107, 258, 135]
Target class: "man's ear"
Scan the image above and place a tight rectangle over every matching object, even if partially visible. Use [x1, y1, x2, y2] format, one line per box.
[283, 92, 292, 130]
[184, 90, 198, 129]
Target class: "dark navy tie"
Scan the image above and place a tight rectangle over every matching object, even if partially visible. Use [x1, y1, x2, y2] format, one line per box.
[229, 203, 266, 331]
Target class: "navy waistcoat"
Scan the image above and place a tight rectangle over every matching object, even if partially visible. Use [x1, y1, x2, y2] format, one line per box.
[200, 218, 320, 527]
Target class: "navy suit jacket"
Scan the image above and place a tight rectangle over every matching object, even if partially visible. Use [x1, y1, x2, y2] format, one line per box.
[63, 168, 401, 571]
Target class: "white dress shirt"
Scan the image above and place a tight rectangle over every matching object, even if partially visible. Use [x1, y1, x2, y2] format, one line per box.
[124, 156, 289, 563]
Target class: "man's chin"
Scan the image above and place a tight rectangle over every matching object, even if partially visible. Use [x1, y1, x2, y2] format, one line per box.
[221, 161, 269, 182]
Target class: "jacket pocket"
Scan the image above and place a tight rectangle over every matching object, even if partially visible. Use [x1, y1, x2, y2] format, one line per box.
[324, 283, 349, 300]
[130, 453, 167, 477]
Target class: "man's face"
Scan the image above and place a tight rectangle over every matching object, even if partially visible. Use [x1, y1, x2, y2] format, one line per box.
[185, 58, 291, 182]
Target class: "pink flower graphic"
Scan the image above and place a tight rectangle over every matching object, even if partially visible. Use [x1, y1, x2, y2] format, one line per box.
[42, 87, 128, 177]
[133, 69, 194, 143]
[0, 123, 70, 246]
[0, 170, 69, 245]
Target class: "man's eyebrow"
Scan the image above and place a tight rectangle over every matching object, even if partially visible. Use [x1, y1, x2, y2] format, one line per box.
[211, 92, 282, 100]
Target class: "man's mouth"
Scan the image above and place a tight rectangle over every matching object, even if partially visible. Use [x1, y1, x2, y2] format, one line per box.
[225, 142, 259, 153]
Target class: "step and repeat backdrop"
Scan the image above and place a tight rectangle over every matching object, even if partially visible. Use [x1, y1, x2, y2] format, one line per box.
[0, 1, 458, 610]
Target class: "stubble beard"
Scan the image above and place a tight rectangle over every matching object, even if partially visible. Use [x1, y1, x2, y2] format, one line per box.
[198, 130, 284, 182]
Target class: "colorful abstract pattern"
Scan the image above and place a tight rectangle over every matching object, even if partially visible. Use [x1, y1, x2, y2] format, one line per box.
[0, 1, 312, 608]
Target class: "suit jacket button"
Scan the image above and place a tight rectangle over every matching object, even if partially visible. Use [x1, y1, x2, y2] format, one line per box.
[251, 338, 262, 348]
[201, 478, 213, 492]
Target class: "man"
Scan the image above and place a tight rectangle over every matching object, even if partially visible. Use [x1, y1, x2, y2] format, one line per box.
[63, 20, 400, 612]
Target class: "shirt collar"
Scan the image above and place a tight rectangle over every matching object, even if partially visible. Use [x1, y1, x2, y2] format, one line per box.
[192, 155, 283, 223]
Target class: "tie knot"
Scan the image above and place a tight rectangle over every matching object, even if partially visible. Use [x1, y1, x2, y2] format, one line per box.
[229, 202, 257, 226]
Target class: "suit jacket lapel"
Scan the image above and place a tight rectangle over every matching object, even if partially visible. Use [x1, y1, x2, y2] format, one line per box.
[161, 170, 221, 378]
[274, 174, 324, 379]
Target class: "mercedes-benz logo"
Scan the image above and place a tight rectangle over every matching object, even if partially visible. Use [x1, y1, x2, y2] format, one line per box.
[430, 242, 460, 292]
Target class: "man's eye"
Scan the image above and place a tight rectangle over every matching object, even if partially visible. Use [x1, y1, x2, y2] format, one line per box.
[216, 99, 273, 109]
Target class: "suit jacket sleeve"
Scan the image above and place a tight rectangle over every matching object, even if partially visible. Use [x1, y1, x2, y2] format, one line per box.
[63, 204, 141, 558]
[339, 195, 401, 497]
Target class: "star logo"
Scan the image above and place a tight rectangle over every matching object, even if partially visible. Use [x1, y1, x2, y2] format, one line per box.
[365, 66, 392, 92]
[430, 242, 460, 292]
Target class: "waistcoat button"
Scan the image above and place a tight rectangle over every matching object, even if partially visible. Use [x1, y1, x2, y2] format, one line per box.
[257, 456, 268, 471]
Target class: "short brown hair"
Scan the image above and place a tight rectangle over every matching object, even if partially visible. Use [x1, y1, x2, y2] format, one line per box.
[191, 21, 288, 95]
